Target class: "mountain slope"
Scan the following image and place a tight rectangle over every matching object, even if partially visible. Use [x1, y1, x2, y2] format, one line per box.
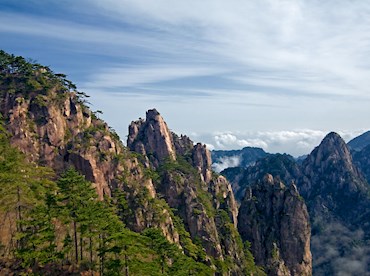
[347, 130, 370, 151]
[222, 132, 370, 275]
[0, 51, 181, 245]
[352, 144, 370, 184]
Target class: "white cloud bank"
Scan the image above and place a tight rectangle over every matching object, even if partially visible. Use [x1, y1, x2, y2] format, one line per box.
[203, 129, 365, 157]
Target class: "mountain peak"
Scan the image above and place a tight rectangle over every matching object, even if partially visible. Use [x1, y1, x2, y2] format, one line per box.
[320, 132, 347, 150]
[307, 132, 350, 167]
[299, 133, 370, 275]
[299, 130, 368, 205]
[300, 130, 367, 202]
[127, 109, 177, 167]
[146, 108, 161, 120]
[324, 131, 343, 140]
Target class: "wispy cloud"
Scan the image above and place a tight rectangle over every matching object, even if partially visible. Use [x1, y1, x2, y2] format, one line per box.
[84, 0, 370, 99]
[84, 65, 225, 89]
[2, 1, 370, 155]
[5, 0, 370, 99]
[312, 221, 370, 275]
[212, 155, 241, 173]
[3, 2, 370, 101]
[214, 133, 269, 149]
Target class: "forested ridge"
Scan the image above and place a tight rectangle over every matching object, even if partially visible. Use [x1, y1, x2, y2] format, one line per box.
[0, 124, 214, 275]
[0, 50, 263, 275]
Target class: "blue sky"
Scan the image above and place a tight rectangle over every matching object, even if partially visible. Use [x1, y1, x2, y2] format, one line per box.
[1, 0, 370, 156]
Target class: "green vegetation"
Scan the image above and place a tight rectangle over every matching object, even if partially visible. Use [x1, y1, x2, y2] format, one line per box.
[1, 50, 61, 96]
[244, 241, 266, 276]
[214, 209, 265, 275]
[158, 156, 216, 218]
[0, 50, 89, 105]
[0, 120, 56, 264]
[171, 213, 207, 262]
[0, 128, 215, 274]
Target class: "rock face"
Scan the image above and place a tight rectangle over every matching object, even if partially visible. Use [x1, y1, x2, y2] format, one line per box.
[192, 143, 213, 183]
[299, 132, 370, 275]
[238, 174, 312, 276]
[128, 109, 176, 168]
[1, 90, 114, 198]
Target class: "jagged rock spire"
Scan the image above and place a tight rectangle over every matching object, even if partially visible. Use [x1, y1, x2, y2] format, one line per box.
[127, 109, 176, 168]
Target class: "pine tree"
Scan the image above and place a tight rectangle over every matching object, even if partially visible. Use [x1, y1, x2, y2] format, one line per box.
[56, 168, 97, 265]
[15, 192, 61, 267]
[0, 126, 55, 256]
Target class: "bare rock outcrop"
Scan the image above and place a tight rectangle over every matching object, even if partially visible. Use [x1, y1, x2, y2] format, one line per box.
[209, 175, 238, 227]
[128, 109, 245, 273]
[128, 109, 176, 168]
[193, 143, 213, 183]
[1, 91, 118, 198]
[300, 132, 367, 202]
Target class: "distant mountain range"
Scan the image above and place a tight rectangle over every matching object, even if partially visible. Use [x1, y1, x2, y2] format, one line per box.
[217, 130, 370, 275]
[212, 130, 370, 172]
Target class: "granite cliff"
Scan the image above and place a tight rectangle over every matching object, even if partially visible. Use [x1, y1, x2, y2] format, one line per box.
[127, 109, 246, 273]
